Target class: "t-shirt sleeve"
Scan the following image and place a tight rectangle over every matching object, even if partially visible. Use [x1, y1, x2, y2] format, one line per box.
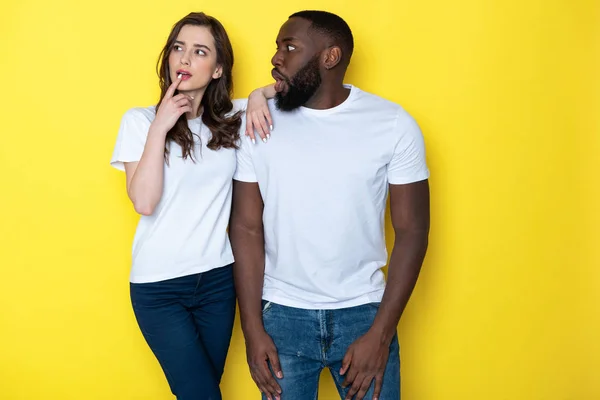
[231, 98, 248, 113]
[234, 114, 258, 183]
[110, 108, 152, 172]
[387, 111, 430, 185]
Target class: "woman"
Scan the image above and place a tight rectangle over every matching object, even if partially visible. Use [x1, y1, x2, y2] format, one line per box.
[110, 12, 274, 400]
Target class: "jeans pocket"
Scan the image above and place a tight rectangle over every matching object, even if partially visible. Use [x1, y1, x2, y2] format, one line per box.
[369, 302, 382, 309]
[261, 300, 273, 315]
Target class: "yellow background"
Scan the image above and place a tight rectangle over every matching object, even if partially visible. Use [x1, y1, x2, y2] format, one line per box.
[1, 0, 598, 399]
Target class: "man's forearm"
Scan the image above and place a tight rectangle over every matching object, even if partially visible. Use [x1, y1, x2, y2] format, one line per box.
[370, 230, 429, 344]
[230, 224, 267, 338]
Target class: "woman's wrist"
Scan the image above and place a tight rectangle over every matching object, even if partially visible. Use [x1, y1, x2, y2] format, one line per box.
[249, 83, 276, 100]
[148, 123, 169, 138]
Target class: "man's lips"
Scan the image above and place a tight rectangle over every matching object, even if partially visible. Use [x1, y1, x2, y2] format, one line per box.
[271, 69, 287, 92]
[271, 69, 285, 80]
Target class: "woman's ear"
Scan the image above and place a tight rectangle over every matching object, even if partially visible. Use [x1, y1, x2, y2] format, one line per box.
[213, 65, 223, 79]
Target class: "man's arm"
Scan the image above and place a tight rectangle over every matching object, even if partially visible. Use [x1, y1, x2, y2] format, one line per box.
[229, 180, 282, 400]
[230, 180, 266, 335]
[371, 179, 430, 343]
[341, 179, 430, 400]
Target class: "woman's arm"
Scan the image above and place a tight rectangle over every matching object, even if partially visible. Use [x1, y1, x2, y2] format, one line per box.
[246, 83, 276, 144]
[123, 125, 168, 216]
[125, 76, 192, 215]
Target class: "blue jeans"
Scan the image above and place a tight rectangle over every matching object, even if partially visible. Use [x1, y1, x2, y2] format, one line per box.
[261, 301, 400, 400]
[130, 265, 236, 400]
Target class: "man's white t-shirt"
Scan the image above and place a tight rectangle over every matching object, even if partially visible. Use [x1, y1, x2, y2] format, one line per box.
[234, 85, 429, 309]
[111, 101, 245, 283]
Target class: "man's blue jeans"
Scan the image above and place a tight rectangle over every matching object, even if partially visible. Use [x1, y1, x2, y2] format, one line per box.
[130, 265, 236, 400]
[261, 301, 400, 400]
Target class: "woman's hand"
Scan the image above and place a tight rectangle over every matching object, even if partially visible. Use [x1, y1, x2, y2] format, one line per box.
[246, 84, 276, 144]
[151, 75, 193, 134]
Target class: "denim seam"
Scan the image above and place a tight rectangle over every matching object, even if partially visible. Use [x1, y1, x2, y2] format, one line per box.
[319, 310, 327, 364]
[191, 272, 203, 305]
[325, 310, 334, 353]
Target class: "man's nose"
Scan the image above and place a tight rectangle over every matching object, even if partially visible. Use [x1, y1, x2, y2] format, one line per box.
[271, 49, 283, 67]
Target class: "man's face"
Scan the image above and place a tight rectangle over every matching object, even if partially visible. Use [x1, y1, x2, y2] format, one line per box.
[271, 18, 323, 111]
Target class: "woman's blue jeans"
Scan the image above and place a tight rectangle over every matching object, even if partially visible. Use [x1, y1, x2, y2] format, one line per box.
[130, 264, 236, 400]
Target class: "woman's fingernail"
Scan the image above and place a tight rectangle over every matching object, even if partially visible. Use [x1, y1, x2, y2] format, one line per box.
[262, 138, 267, 143]
[251, 138, 256, 144]
[267, 134, 271, 140]
[270, 125, 274, 131]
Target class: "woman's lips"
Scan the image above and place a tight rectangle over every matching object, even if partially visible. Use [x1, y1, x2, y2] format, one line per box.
[177, 71, 192, 81]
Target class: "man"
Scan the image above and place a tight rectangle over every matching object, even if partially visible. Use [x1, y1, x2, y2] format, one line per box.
[230, 10, 430, 400]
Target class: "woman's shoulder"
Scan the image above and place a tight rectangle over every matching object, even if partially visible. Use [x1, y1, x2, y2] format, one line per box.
[122, 106, 157, 123]
[231, 98, 248, 113]
[117, 106, 157, 138]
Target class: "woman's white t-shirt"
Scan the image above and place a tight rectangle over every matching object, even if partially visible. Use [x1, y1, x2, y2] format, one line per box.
[111, 101, 245, 283]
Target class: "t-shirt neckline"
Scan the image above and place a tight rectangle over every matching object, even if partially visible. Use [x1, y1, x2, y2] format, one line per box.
[299, 84, 357, 116]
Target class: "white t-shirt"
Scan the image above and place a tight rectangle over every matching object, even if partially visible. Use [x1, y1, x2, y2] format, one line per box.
[111, 101, 245, 283]
[234, 85, 429, 309]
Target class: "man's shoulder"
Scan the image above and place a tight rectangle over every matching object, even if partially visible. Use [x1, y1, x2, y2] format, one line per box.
[350, 86, 418, 133]
[351, 86, 404, 115]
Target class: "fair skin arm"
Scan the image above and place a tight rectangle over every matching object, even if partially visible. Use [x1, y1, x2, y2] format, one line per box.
[246, 84, 277, 142]
[124, 76, 192, 215]
[340, 180, 430, 400]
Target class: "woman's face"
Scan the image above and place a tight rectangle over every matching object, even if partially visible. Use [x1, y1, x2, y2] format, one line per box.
[168, 24, 222, 92]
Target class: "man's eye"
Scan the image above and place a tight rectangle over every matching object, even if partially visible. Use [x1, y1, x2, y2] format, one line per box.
[287, 45, 296, 51]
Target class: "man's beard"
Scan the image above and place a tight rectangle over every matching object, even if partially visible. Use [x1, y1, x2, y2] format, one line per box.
[275, 55, 322, 111]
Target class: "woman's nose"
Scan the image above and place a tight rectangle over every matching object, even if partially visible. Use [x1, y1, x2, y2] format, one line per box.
[180, 52, 191, 65]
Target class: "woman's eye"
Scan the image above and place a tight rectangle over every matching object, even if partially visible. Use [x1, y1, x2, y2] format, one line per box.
[195, 50, 205, 55]
[174, 45, 182, 51]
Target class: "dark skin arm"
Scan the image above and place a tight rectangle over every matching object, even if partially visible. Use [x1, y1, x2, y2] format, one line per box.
[229, 180, 282, 400]
[341, 179, 430, 400]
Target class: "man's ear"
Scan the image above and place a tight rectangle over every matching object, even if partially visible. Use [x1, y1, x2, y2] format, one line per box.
[323, 46, 343, 70]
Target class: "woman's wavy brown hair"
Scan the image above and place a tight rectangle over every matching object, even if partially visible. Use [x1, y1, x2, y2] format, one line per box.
[156, 12, 241, 161]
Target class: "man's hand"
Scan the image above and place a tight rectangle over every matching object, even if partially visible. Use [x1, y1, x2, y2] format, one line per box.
[246, 330, 283, 400]
[340, 331, 390, 400]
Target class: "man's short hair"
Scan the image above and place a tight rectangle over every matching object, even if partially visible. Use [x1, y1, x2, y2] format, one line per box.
[290, 10, 354, 63]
